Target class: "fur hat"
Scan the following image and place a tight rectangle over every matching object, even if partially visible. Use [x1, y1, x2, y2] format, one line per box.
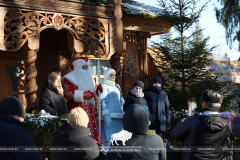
[69, 107, 89, 127]
[72, 57, 90, 69]
[103, 67, 116, 81]
[133, 80, 144, 89]
[201, 89, 223, 104]
[0, 96, 25, 118]
[152, 76, 162, 85]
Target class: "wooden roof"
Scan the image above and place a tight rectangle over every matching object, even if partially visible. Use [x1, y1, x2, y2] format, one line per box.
[0, 0, 115, 19]
[122, 0, 171, 35]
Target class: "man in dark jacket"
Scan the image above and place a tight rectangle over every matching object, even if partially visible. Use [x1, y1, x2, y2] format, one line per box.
[144, 76, 170, 136]
[57, 107, 101, 160]
[105, 104, 166, 160]
[0, 96, 44, 160]
[171, 90, 231, 160]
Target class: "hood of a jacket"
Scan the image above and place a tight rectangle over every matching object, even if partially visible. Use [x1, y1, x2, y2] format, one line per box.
[195, 108, 229, 132]
[0, 113, 27, 128]
[57, 122, 90, 146]
[46, 81, 58, 94]
[123, 104, 149, 135]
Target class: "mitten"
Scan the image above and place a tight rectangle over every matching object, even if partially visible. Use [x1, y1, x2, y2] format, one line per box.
[104, 115, 112, 127]
[96, 84, 103, 96]
[83, 90, 94, 99]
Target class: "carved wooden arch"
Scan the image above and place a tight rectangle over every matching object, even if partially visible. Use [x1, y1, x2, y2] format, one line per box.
[4, 9, 107, 58]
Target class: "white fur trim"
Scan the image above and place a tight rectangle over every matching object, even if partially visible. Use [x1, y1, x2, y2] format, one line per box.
[63, 72, 78, 87]
[63, 71, 95, 90]
[73, 59, 90, 69]
[74, 90, 84, 102]
[109, 113, 125, 119]
[104, 80, 115, 86]
[102, 110, 110, 116]
[104, 68, 116, 80]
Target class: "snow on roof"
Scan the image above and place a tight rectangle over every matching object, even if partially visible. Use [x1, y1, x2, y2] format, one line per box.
[209, 60, 240, 83]
[148, 48, 240, 83]
[121, 0, 164, 18]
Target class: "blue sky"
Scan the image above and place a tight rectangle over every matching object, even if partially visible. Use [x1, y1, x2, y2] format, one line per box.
[135, 0, 239, 61]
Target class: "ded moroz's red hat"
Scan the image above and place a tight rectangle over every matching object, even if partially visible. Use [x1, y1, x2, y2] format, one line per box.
[72, 57, 90, 69]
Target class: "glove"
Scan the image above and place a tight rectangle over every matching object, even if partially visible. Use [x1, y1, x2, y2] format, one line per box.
[83, 91, 94, 99]
[104, 115, 112, 127]
[96, 84, 103, 96]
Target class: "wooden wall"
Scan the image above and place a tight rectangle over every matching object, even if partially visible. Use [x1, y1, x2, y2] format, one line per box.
[148, 58, 160, 79]
[122, 32, 140, 99]
[0, 62, 13, 101]
[36, 28, 72, 100]
[122, 31, 150, 99]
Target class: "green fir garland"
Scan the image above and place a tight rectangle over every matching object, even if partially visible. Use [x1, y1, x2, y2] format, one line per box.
[25, 112, 69, 160]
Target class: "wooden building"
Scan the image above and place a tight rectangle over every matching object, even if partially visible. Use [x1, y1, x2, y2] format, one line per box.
[0, 0, 171, 112]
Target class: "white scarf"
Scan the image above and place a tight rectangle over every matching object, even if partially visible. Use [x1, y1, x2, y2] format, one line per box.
[131, 90, 144, 98]
[104, 80, 115, 86]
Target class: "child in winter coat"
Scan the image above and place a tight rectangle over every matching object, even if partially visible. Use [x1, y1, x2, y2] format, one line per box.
[57, 107, 100, 160]
[123, 80, 148, 112]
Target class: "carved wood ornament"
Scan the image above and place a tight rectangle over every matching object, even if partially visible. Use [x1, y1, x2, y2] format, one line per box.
[24, 50, 38, 113]
[4, 9, 107, 58]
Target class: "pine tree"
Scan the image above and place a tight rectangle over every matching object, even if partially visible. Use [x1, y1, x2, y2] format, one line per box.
[189, 22, 204, 47]
[215, 0, 240, 51]
[148, 0, 222, 111]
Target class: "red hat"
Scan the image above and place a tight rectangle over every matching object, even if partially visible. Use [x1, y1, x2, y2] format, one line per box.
[75, 57, 88, 62]
[73, 57, 90, 69]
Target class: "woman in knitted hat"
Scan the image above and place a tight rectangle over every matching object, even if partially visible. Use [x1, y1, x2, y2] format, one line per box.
[39, 71, 69, 116]
[57, 107, 100, 160]
[123, 80, 148, 112]
[100, 67, 125, 147]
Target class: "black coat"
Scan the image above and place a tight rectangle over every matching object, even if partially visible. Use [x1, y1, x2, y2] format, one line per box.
[171, 108, 231, 160]
[57, 122, 100, 160]
[105, 104, 166, 160]
[0, 113, 44, 160]
[39, 81, 69, 116]
[232, 117, 240, 159]
[123, 91, 148, 112]
[144, 86, 170, 132]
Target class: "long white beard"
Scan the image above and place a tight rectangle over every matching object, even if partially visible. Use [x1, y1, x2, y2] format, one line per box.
[74, 68, 95, 93]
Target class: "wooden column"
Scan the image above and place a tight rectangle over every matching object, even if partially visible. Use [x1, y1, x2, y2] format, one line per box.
[139, 32, 151, 86]
[0, 7, 8, 51]
[74, 38, 84, 54]
[25, 37, 39, 113]
[110, 0, 124, 87]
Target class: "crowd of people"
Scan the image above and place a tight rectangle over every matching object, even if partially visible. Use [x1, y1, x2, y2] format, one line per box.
[0, 56, 236, 160]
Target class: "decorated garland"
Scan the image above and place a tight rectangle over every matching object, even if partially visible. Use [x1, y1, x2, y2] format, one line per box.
[24, 111, 69, 160]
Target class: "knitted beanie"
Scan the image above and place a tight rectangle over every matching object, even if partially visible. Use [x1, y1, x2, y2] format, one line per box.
[133, 80, 144, 89]
[103, 67, 116, 81]
[152, 76, 162, 85]
[69, 107, 89, 127]
[0, 96, 25, 118]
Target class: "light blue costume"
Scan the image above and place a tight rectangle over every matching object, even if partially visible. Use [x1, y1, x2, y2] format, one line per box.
[100, 68, 124, 147]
